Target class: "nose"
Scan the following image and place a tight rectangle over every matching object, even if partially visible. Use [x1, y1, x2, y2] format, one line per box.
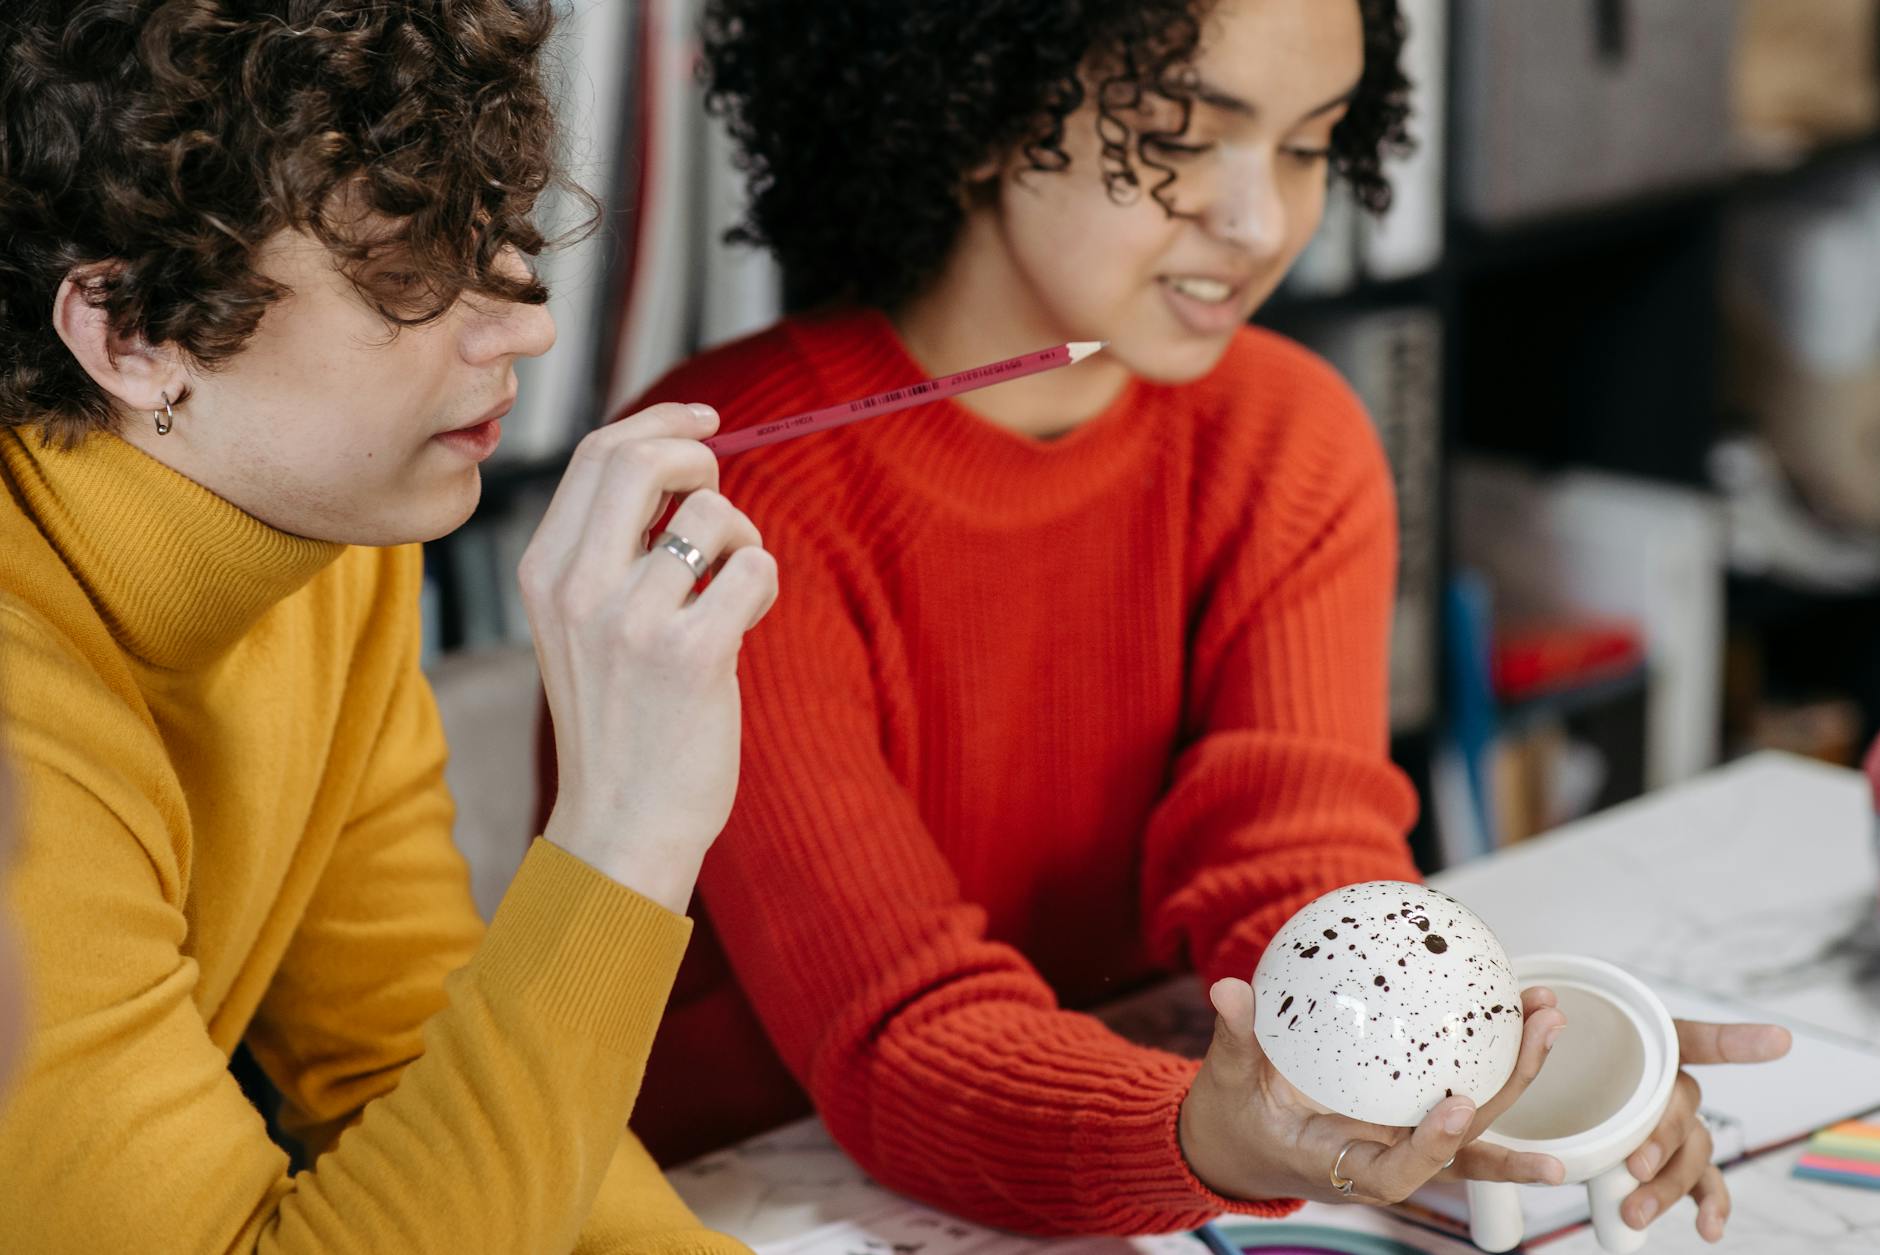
[462, 291, 558, 366]
[1205, 148, 1288, 259]
[461, 248, 560, 365]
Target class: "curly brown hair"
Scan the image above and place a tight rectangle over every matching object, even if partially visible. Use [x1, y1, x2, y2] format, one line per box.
[702, 0, 1412, 311]
[0, 0, 575, 443]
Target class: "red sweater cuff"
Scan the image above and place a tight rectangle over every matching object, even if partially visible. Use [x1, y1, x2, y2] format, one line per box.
[1074, 1055, 1304, 1230]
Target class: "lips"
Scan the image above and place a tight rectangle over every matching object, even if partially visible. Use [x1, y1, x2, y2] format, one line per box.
[433, 392, 516, 463]
[1165, 275, 1239, 304]
[1159, 273, 1255, 336]
[447, 393, 517, 435]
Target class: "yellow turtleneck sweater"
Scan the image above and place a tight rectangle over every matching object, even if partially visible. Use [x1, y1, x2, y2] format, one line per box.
[0, 427, 746, 1255]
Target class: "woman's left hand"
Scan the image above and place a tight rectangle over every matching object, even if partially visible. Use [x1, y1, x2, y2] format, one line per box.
[1613, 1020, 1792, 1244]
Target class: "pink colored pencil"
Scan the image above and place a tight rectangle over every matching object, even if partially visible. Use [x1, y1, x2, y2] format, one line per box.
[704, 340, 1108, 457]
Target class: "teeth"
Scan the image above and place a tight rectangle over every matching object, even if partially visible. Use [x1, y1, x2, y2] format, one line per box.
[1168, 276, 1234, 303]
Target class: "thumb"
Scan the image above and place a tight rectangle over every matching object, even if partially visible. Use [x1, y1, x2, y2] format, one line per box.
[1206, 977, 1260, 1076]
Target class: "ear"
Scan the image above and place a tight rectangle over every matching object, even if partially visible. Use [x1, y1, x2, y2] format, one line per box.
[51, 270, 191, 414]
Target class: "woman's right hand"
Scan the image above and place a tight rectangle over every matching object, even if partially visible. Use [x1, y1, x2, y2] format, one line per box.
[519, 401, 778, 912]
[1178, 977, 1569, 1208]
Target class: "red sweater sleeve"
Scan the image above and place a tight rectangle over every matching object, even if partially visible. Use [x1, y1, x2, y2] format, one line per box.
[1142, 369, 1422, 989]
[699, 509, 1282, 1235]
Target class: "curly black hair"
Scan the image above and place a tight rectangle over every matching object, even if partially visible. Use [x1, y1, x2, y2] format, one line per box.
[702, 0, 1412, 311]
[0, 0, 579, 443]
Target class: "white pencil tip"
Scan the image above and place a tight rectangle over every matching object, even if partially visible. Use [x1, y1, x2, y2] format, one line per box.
[1068, 341, 1108, 364]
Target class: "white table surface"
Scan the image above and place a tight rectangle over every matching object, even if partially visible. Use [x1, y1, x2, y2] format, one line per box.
[668, 752, 1880, 1253]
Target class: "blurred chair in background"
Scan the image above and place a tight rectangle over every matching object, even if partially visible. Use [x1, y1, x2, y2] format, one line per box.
[431, 647, 543, 920]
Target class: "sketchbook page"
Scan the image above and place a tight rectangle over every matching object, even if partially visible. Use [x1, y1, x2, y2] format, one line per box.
[1212, 1211, 1486, 1254]
[671, 1130, 1477, 1255]
[760, 1201, 1204, 1255]
[666, 1117, 1196, 1255]
[1407, 973, 1880, 1239]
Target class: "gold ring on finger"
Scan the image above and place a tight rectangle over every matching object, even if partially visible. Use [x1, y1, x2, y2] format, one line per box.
[1330, 1141, 1359, 1196]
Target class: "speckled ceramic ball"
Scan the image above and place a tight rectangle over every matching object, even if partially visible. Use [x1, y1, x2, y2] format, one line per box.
[1252, 881, 1524, 1127]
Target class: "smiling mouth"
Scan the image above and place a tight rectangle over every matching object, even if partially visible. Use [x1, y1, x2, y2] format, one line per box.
[1161, 275, 1241, 305]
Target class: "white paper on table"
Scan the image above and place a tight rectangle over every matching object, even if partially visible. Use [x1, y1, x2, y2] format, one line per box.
[751, 1203, 1484, 1255]
[754, 1202, 1203, 1255]
[1406, 970, 1880, 1243]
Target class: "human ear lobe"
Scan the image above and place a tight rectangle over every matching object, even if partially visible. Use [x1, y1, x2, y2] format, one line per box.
[51, 269, 190, 414]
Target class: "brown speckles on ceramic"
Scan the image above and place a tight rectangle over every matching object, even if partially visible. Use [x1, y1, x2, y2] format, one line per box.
[1251, 880, 1523, 1127]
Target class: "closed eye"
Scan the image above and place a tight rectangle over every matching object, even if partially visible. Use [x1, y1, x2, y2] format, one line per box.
[1144, 137, 1216, 161]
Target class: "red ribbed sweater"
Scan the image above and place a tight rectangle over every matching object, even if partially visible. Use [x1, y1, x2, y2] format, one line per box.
[536, 308, 1421, 1234]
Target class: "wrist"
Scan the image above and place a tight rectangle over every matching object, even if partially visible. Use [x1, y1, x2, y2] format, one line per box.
[1178, 1073, 1280, 1205]
[1178, 1081, 1231, 1198]
[543, 809, 705, 915]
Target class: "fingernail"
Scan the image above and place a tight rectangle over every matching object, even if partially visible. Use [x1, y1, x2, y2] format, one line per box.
[1634, 1198, 1659, 1227]
[1443, 1103, 1475, 1135]
[687, 403, 718, 422]
[1544, 1024, 1564, 1052]
[1636, 1146, 1661, 1179]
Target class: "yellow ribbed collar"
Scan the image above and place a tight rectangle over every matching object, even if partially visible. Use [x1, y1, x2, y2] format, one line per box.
[3, 427, 345, 671]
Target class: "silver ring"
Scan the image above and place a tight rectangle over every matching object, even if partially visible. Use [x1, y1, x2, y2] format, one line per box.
[1330, 1140, 1359, 1196]
[650, 531, 709, 581]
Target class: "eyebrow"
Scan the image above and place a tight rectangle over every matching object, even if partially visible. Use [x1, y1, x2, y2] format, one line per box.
[1192, 78, 1362, 123]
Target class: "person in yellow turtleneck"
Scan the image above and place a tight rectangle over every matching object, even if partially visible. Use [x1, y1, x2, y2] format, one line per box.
[0, 3, 778, 1251]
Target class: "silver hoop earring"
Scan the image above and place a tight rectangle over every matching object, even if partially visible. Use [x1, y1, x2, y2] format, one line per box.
[154, 392, 175, 436]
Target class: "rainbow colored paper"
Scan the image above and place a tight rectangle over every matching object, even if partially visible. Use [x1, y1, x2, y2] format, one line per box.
[1793, 1119, 1880, 1189]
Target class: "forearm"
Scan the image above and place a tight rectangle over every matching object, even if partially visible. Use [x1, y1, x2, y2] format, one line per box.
[4, 841, 692, 1254]
[263, 842, 693, 1249]
[1143, 724, 1420, 983]
[785, 954, 1293, 1234]
[577, 1132, 754, 1255]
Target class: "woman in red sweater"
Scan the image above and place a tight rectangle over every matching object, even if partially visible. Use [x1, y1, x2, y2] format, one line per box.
[541, 0, 1783, 1239]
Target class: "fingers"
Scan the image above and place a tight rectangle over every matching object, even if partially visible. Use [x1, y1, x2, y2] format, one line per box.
[524, 403, 719, 583]
[1628, 1071, 1701, 1185]
[1337, 1097, 1478, 1204]
[578, 436, 721, 567]
[1674, 1019, 1793, 1066]
[1203, 978, 1259, 1085]
[549, 401, 719, 522]
[1623, 1115, 1714, 1233]
[642, 489, 763, 605]
[1447, 1141, 1564, 1187]
[1693, 1164, 1730, 1244]
[1521, 985, 1558, 1015]
[1469, 995, 1566, 1134]
[691, 545, 781, 641]
[525, 437, 719, 631]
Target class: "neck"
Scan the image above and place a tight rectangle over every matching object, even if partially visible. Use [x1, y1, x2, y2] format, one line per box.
[892, 211, 1129, 440]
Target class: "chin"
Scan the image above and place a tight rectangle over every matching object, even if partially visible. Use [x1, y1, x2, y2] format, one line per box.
[1112, 332, 1242, 386]
[408, 480, 483, 545]
[332, 473, 483, 547]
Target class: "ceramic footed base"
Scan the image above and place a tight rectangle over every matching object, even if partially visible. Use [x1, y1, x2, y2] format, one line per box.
[1468, 1164, 1646, 1254]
